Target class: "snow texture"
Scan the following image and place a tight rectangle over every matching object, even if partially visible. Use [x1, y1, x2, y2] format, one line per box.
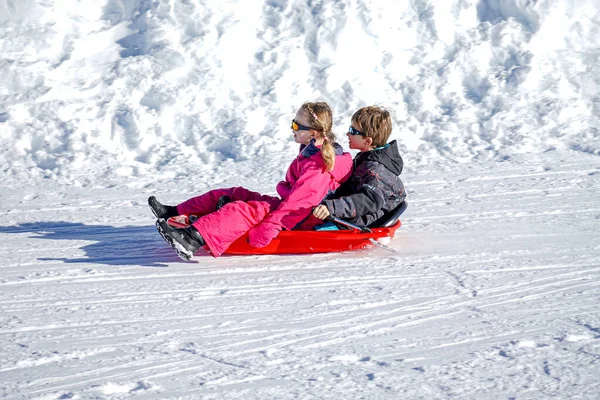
[1, 0, 599, 399]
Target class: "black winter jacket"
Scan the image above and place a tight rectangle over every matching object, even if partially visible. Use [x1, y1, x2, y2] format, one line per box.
[323, 140, 406, 227]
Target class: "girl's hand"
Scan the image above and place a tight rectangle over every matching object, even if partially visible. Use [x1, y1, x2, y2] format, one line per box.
[312, 205, 330, 220]
[248, 221, 280, 248]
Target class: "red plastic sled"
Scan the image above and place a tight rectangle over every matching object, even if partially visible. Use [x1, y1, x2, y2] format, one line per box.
[223, 221, 401, 255]
[168, 202, 407, 256]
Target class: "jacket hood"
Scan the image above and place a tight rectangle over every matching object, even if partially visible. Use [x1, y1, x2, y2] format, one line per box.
[329, 148, 353, 182]
[356, 140, 403, 175]
[300, 140, 352, 182]
[299, 139, 345, 157]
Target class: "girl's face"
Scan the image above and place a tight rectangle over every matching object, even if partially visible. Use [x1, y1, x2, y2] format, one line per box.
[347, 121, 373, 151]
[292, 109, 317, 145]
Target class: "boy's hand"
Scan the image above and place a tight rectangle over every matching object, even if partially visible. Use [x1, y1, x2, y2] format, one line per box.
[312, 205, 330, 220]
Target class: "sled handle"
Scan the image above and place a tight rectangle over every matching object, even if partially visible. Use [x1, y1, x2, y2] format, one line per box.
[326, 215, 372, 233]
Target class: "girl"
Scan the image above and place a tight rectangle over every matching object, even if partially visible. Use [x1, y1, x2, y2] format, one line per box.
[150, 102, 353, 259]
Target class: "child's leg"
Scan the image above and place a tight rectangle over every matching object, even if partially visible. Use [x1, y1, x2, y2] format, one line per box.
[192, 198, 281, 257]
[177, 186, 278, 216]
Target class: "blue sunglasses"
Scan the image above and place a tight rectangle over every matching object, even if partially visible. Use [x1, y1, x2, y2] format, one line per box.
[348, 126, 366, 136]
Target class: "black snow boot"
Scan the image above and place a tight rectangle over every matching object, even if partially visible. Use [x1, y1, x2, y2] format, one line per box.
[148, 196, 179, 219]
[155, 218, 206, 260]
[216, 195, 232, 210]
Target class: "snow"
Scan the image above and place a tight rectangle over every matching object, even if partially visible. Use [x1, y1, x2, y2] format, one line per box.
[1, 0, 599, 398]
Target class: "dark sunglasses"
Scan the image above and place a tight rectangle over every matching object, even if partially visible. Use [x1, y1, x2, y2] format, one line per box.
[348, 126, 367, 136]
[291, 119, 315, 131]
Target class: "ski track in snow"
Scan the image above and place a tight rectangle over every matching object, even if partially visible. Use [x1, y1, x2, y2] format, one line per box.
[1, 151, 599, 399]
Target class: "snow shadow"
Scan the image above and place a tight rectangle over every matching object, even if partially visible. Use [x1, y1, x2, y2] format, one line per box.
[476, 0, 539, 32]
[103, 0, 154, 58]
[0, 222, 181, 267]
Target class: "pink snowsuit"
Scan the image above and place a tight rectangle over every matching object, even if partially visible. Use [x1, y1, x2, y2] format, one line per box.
[176, 141, 353, 257]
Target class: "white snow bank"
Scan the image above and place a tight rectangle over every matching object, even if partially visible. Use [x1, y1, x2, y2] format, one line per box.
[0, 0, 599, 186]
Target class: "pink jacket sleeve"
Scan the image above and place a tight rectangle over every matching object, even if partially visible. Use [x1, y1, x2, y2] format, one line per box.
[248, 160, 331, 248]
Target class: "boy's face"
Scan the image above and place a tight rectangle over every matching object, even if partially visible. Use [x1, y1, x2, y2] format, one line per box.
[347, 122, 373, 152]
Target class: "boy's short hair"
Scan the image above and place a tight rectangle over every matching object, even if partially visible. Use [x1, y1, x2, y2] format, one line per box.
[351, 106, 392, 148]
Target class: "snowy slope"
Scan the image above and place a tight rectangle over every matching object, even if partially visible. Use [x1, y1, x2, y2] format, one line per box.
[1, 0, 600, 399]
[2, 151, 600, 399]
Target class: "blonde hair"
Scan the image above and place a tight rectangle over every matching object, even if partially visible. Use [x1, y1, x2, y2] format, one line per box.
[351, 106, 393, 148]
[301, 102, 336, 171]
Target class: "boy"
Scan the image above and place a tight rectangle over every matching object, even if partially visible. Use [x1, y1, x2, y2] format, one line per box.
[312, 106, 406, 227]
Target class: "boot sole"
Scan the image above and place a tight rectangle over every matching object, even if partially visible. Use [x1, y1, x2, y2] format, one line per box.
[148, 197, 162, 219]
[155, 219, 194, 261]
